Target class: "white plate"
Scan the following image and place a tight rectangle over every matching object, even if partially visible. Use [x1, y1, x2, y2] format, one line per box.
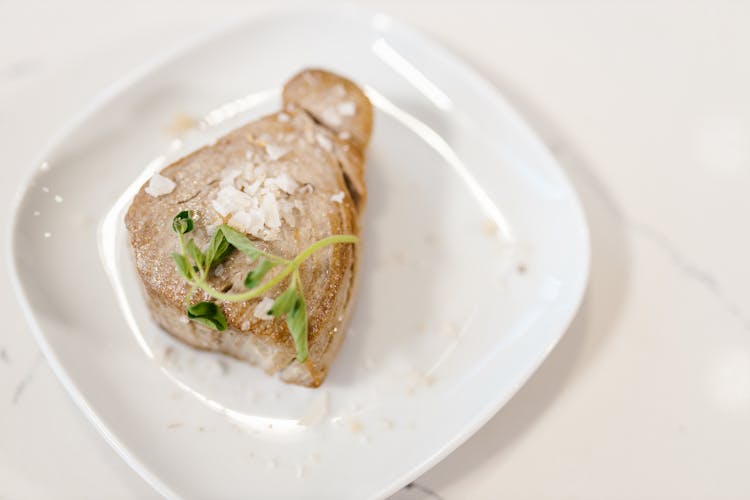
[9, 6, 589, 500]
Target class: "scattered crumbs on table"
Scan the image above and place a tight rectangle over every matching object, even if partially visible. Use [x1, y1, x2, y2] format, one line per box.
[482, 218, 499, 237]
[349, 418, 363, 434]
[165, 113, 198, 136]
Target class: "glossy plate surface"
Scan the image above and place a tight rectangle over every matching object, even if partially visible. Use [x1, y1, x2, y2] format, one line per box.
[9, 6, 589, 499]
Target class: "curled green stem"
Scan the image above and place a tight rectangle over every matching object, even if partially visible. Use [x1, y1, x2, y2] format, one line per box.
[192, 234, 358, 302]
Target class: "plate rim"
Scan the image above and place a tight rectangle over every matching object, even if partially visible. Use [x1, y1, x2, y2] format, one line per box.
[7, 5, 591, 499]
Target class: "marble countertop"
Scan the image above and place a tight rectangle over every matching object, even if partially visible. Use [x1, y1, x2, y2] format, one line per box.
[2, 1, 749, 498]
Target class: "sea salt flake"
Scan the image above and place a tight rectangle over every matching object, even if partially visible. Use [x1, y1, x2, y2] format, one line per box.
[145, 173, 176, 197]
[321, 108, 342, 126]
[337, 101, 356, 116]
[260, 193, 281, 229]
[228, 210, 264, 236]
[253, 297, 275, 320]
[315, 133, 333, 152]
[244, 178, 263, 196]
[265, 172, 299, 194]
[219, 168, 242, 187]
[212, 185, 255, 216]
[330, 191, 345, 203]
[265, 144, 289, 160]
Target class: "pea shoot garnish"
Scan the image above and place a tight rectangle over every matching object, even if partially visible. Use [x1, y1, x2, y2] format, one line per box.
[171, 211, 357, 362]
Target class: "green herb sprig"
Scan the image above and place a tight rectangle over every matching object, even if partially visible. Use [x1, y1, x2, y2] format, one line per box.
[170, 211, 357, 362]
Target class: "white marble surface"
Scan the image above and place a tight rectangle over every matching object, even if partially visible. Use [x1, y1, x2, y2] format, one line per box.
[2, 1, 749, 498]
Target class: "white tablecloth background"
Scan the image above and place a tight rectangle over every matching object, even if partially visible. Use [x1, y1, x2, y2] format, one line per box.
[2, 1, 749, 498]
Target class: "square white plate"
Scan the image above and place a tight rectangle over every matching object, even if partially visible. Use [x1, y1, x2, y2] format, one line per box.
[9, 6, 589, 499]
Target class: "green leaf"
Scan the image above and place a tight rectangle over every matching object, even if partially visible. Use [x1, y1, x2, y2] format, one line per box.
[187, 301, 227, 331]
[171, 253, 191, 280]
[186, 239, 205, 270]
[286, 286, 309, 362]
[172, 211, 194, 234]
[268, 286, 298, 317]
[244, 258, 276, 289]
[218, 225, 262, 261]
[204, 229, 233, 269]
